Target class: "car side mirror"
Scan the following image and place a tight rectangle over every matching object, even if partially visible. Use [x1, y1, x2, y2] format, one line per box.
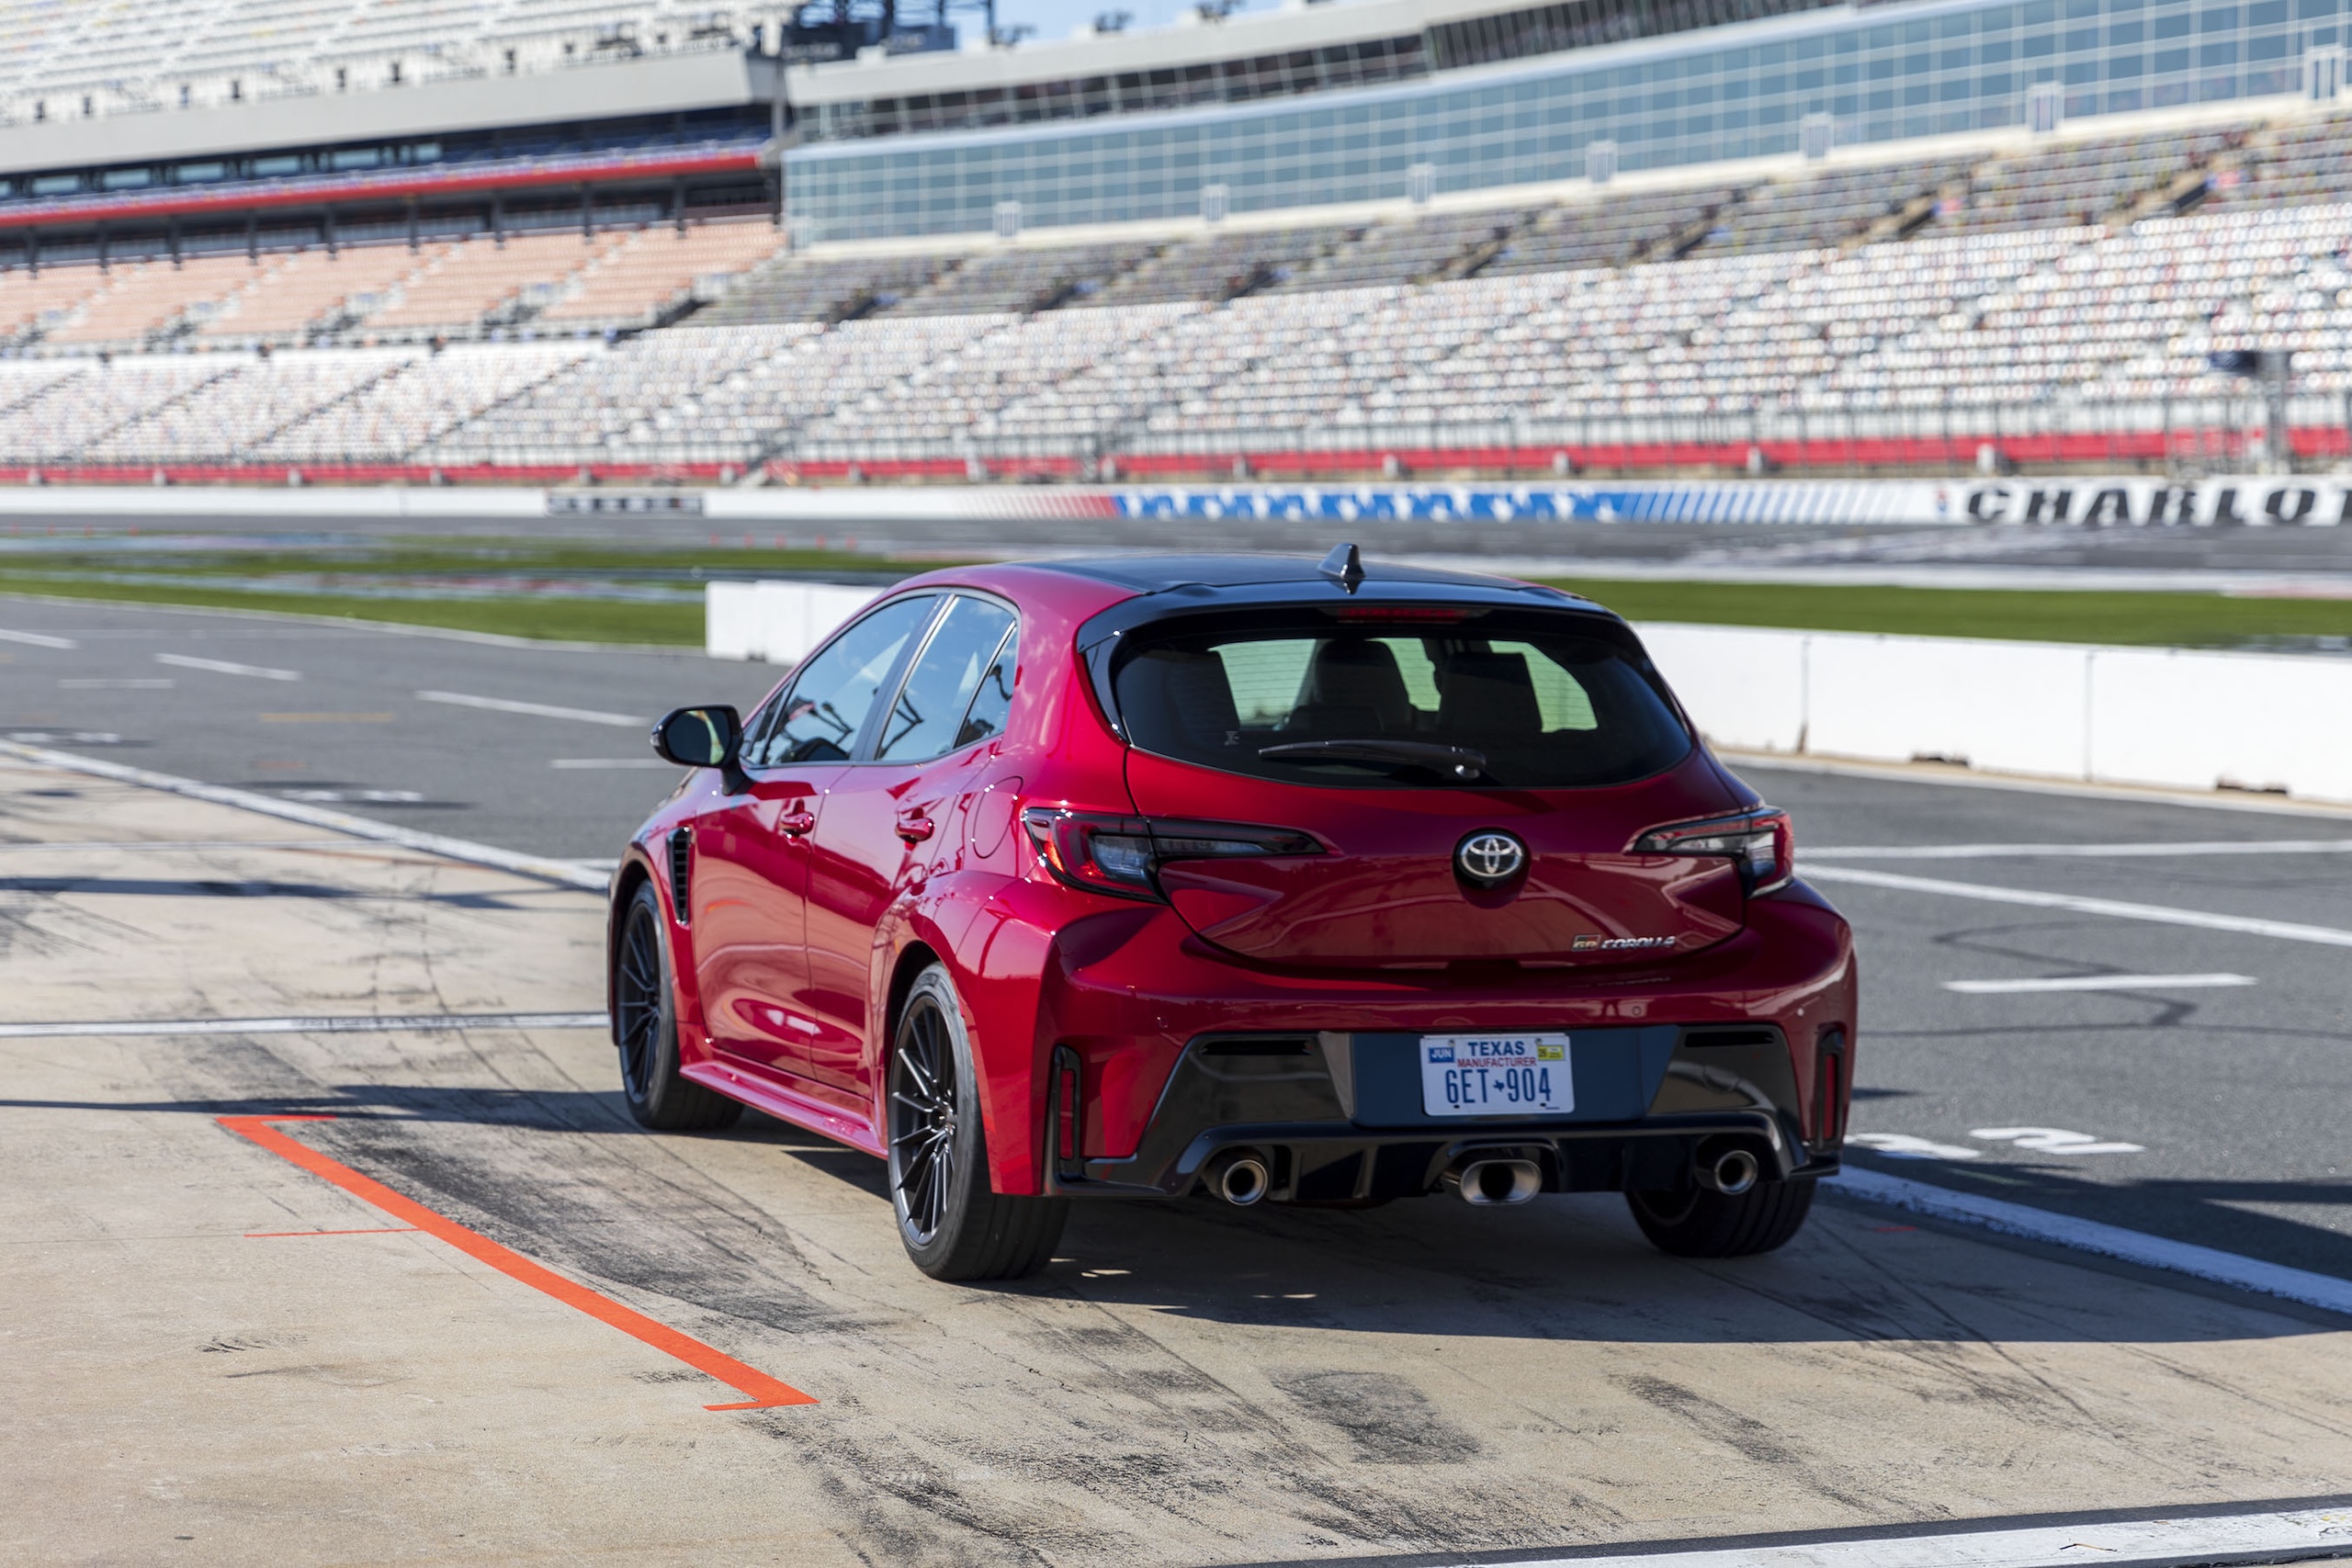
[651, 705, 742, 770]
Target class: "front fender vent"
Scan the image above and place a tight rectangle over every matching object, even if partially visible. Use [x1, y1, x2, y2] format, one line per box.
[667, 826, 693, 926]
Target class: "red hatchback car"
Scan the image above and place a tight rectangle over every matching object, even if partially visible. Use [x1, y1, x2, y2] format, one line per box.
[610, 548, 1856, 1281]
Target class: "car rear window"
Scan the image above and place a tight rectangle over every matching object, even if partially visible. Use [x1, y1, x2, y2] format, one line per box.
[1111, 611, 1691, 788]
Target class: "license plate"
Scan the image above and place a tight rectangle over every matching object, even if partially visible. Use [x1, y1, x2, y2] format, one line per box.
[1419, 1033, 1572, 1117]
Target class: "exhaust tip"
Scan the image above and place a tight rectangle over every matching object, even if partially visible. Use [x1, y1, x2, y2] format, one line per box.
[1452, 1157, 1542, 1206]
[1206, 1150, 1270, 1206]
[1705, 1147, 1761, 1197]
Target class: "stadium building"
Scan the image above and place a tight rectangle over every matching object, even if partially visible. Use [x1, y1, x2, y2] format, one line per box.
[3, 0, 2352, 482]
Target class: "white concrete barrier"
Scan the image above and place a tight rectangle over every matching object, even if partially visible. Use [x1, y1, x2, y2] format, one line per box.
[705, 580, 878, 663]
[1635, 622, 2352, 807]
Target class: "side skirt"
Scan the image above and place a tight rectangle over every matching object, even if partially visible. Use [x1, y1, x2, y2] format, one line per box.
[681, 1061, 885, 1157]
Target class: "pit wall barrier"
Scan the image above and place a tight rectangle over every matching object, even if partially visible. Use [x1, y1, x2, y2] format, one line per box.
[1642, 624, 2352, 806]
[4, 475, 2350, 529]
[708, 581, 2352, 807]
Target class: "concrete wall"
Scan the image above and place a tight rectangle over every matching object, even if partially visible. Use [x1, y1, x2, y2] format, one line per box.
[1640, 623, 2352, 805]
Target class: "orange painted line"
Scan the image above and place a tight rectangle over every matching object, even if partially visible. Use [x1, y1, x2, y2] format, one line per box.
[219, 1115, 815, 1412]
[245, 1226, 421, 1237]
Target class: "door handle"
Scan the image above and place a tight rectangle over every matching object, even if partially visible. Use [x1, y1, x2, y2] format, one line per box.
[778, 809, 816, 837]
[895, 811, 935, 843]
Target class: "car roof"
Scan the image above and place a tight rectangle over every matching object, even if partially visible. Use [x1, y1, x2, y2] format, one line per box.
[1032, 553, 1554, 595]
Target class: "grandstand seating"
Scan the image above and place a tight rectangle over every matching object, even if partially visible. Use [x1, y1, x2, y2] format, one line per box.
[0, 0, 751, 125]
[534, 220, 785, 331]
[253, 341, 591, 461]
[14, 110, 2352, 478]
[695, 252, 950, 324]
[41, 254, 276, 348]
[878, 243, 1159, 317]
[1941, 128, 2245, 232]
[1271, 209, 1539, 291]
[360, 229, 626, 336]
[85, 350, 415, 461]
[1482, 186, 1741, 275]
[0, 265, 111, 344]
[1695, 157, 1975, 254]
[2207, 109, 2352, 209]
[1080, 226, 1356, 307]
[196, 243, 451, 342]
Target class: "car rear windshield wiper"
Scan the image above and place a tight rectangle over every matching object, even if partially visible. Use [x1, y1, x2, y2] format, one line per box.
[1257, 739, 1489, 781]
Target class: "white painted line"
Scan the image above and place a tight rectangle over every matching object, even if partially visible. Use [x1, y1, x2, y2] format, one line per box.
[1720, 748, 2352, 821]
[0, 626, 75, 649]
[0, 1012, 607, 1040]
[60, 677, 172, 689]
[550, 757, 674, 770]
[1945, 972, 2258, 994]
[1483, 1504, 2352, 1568]
[0, 840, 351, 852]
[1849, 1132, 1983, 1160]
[1830, 1165, 2352, 1316]
[1804, 864, 2352, 949]
[155, 652, 300, 681]
[0, 740, 608, 892]
[417, 690, 643, 728]
[1814, 840, 2352, 860]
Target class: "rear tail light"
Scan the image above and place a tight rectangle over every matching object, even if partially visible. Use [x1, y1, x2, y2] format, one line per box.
[1021, 808, 1320, 900]
[1632, 806, 1792, 894]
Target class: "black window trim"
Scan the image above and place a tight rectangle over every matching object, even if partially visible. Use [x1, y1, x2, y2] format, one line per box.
[851, 586, 1023, 768]
[742, 588, 944, 773]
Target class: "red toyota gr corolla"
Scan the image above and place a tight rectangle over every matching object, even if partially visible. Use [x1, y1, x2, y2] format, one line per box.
[608, 547, 1855, 1281]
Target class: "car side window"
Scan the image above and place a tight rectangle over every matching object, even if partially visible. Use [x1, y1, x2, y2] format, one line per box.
[874, 595, 1018, 764]
[954, 627, 1018, 750]
[753, 595, 938, 766]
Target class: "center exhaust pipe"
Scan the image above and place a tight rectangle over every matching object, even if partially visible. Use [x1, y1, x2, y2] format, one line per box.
[1204, 1149, 1271, 1206]
[1447, 1157, 1542, 1206]
[1697, 1145, 1761, 1196]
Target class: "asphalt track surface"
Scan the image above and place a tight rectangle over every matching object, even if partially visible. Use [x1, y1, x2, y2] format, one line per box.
[5, 591, 2349, 1281]
[9, 590, 2352, 1564]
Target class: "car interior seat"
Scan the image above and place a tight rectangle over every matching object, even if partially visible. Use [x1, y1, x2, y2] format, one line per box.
[1439, 649, 1544, 742]
[1289, 637, 1415, 737]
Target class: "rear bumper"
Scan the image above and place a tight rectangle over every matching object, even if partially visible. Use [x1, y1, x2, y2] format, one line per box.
[1045, 1024, 1839, 1201]
[1028, 881, 1855, 1199]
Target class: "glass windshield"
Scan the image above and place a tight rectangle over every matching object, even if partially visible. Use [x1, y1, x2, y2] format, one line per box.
[1111, 612, 1691, 788]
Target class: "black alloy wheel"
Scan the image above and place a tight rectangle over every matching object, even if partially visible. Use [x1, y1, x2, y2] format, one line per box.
[886, 964, 1068, 1281]
[889, 992, 960, 1245]
[612, 880, 741, 1132]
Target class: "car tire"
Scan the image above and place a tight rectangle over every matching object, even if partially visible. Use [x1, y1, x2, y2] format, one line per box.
[613, 879, 742, 1133]
[888, 964, 1069, 1282]
[1625, 1178, 1815, 1258]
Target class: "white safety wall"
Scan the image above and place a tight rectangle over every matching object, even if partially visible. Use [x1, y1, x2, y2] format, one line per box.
[706, 585, 2352, 807]
[1638, 623, 2352, 806]
[706, 580, 880, 663]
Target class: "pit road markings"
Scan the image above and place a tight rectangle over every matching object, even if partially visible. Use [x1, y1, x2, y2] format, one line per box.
[155, 652, 300, 681]
[219, 1114, 814, 1413]
[416, 690, 644, 727]
[1487, 1500, 2352, 1568]
[1943, 972, 2257, 993]
[1804, 864, 2352, 948]
[1811, 839, 2352, 859]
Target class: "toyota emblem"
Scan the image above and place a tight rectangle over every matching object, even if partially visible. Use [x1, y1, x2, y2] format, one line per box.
[1455, 830, 1527, 886]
